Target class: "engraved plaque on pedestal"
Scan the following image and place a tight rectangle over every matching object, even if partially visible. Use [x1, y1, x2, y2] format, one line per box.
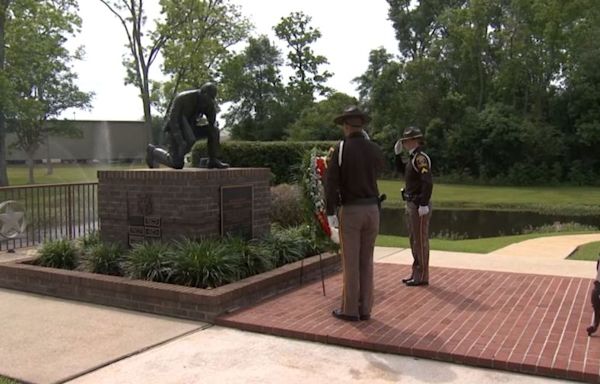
[221, 185, 253, 239]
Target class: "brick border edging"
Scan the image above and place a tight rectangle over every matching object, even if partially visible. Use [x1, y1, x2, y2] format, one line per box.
[0, 253, 340, 322]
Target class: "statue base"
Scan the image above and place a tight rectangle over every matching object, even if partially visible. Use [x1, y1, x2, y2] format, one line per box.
[98, 168, 271, 247]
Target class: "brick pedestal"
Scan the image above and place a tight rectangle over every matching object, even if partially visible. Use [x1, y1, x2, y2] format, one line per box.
[98, 168, 271, 246]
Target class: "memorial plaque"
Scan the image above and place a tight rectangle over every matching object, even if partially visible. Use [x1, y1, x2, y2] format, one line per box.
[221, 185, 253, 239]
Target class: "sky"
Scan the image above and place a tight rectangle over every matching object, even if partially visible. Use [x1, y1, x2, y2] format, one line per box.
[65, 0, 400, 121]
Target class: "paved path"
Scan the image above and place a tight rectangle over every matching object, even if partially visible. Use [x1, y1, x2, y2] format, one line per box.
[67, 326, 570, 384]
[376, 234, 600, 278]
[218, 264, 600, 383]
[0, 289, 205, 384]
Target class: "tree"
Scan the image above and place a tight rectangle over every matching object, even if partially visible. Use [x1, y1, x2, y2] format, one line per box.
[0, 0, 10, 186]
[152, 0, 251, 117]
[221, 35, 289, 140]
[287, 93, 357, 141]
[274, 11, 332, 116]
[98, 0, 174, 144]
[4, 0, 92, 184]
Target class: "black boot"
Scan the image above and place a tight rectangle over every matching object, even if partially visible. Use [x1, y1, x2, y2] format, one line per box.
[207, 158, 229, 169]
[151, 146, 184, 169]
[206, 125, 228, 169]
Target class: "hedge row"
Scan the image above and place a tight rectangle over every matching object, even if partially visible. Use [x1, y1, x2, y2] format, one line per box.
[192, 141, 338, 184]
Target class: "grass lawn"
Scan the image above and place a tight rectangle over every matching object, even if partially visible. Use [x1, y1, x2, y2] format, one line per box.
[0, 377, 19, 384]
[569, 241, 600, 261]
[378, 179, 600, 215]
[6, 163, 145, 185]
[376, 231, 599, 254]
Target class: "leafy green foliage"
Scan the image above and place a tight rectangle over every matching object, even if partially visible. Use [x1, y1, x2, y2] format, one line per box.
[35, 239, 78, 270]
[222, 236, 273, 279]
[3, 0, 92, 184]
[352, 0, 600, 185]
[274, 11, 332, 101]
[192, 140, 337, 184]
[151, 0, 251, 116]
[270, 184, 305, 228]
[220, 35, 290, 141]
[171, 238, 238, 288]
[81, 243, 124, 276]
[287, 93, 356, 141]
[259, 227, 307, 267]
[122, 242, 175, 283]
[78, 230, 101, 251]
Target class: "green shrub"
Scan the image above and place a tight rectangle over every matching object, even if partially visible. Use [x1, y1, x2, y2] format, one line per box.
[191, 141, 337, 184]
[122, 242, 175, 283]
[35, 239, 78, 270]
[270, 184, 305, 227]
[78, 230, 101, 251]
[171, 238, 238, 288]
[260, 226, 308, 267]
[223, 237, 274, 279]
[81, 243, 124, 276]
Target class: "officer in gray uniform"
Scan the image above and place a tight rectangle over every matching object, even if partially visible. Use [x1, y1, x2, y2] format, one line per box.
[394, 127, 433, 286]
[146, 82, 228, 170]
[326, 106, 385, 321]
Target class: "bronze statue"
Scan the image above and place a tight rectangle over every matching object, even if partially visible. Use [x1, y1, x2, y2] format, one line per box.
[146, 82, 229, 169]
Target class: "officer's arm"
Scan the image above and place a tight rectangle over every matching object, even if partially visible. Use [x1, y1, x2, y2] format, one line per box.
[325, 146, 341, 216]
[414, 153, 433, 206]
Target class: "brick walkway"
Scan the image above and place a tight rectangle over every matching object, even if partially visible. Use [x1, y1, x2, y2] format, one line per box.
[217, 264, 600, 383]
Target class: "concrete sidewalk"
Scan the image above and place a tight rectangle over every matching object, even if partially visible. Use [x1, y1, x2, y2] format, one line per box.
[0, 289, 205, 384]
[375, 233, 600, 278]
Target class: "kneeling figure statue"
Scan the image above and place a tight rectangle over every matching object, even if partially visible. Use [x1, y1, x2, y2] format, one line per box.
[146, 82, 229, 169]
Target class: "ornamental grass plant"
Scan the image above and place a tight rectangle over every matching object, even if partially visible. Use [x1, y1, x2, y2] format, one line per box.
[171, 238, 239, 288]
[223, 236, 274, 279]
[35, 239, 79, 270]
[121, 241, 175, 283]
[80, 242, 124, 276]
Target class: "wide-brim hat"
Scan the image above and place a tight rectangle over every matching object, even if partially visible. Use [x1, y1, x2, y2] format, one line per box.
[333, 105, 371, 126]
[399, 126, 424, 141]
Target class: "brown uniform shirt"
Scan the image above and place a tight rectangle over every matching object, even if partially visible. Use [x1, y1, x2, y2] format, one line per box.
[403, 147, 433, 206]
[325, 132, 385, 215]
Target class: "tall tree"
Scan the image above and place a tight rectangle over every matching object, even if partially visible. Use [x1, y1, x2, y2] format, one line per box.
[0, 0, 10, 186]
[221, 35, 288, 140]
[274, 11, 332, 112]
[152, 0, 251, 117]
[5, 0, 92, 184]
[287, 93, 357, 141]
[99, 0, 176, 144]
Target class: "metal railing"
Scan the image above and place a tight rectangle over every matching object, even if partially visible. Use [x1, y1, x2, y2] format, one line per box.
[0, 182, 98, 251]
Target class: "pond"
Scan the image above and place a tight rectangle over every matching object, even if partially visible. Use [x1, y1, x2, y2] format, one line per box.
[379, 208, 600, 239]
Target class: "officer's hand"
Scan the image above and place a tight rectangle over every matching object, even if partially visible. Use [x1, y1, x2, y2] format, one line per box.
[327, 215, 339, 229]
[418, 205, 430, 217]
[394, 140, 403, 155]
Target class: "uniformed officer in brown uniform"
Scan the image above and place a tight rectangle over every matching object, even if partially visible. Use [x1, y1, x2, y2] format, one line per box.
[394, 127, 433, 286]
[326, 106, 385, 321]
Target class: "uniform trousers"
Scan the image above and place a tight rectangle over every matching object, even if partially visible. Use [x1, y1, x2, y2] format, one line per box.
[406, 201, 432, 283]
[592, 281, 600, 328]
[338, 204, 380, 318]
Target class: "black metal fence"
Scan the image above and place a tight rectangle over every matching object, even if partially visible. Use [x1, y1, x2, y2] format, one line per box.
[0, 182, 98, 251]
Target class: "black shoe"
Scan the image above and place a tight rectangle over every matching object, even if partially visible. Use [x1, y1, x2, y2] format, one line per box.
[588, 325, 598, 336]
[360, 314, 371, 321]
[146, 144, 156, 169]
[402, 276, 413, 283]
[332, 309, 359, 322]
[405, 280, 429, 287]
[207, 159, 229, 169]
